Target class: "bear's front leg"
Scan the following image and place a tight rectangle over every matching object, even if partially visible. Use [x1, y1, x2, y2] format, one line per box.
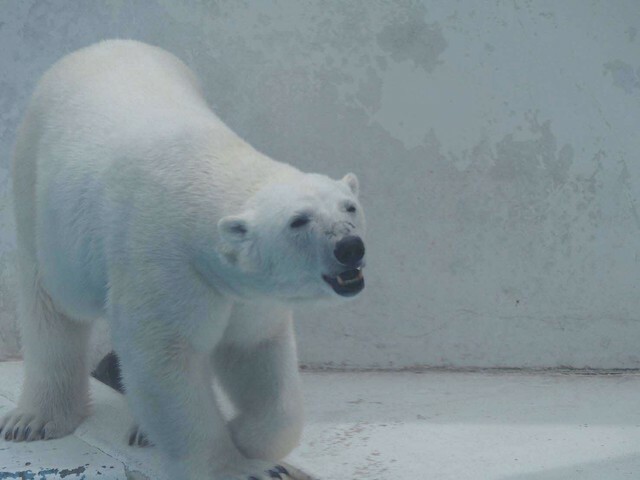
[214, 303, 304, 461]
[109, 283, 295, 479]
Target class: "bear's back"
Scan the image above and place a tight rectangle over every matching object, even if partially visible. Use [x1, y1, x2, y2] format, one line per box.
[31, 40, 214, 140]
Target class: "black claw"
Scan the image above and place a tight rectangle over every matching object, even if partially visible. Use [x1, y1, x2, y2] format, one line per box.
[5, 429, 11, 440]
[13, 426, 19, 438]
[248, 477, 260, 480]
[128, 431, 136, 446]
[275, 465, 289, 475]
[268, 470, 283, 479]
[24, 427, 30, 439]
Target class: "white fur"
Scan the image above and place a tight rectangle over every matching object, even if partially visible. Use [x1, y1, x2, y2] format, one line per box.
[2, 40, 365, 479]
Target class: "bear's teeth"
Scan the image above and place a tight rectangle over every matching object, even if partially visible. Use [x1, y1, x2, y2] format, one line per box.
[336, 270, 363, 286]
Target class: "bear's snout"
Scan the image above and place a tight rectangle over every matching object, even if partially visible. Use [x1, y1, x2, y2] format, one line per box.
[333, 235, 365, 266]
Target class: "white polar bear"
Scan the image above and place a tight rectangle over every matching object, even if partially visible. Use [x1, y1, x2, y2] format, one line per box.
[1, 40, 366, 480]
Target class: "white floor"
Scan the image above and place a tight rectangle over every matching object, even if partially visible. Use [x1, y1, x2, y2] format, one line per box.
[1, 361, 640, 479]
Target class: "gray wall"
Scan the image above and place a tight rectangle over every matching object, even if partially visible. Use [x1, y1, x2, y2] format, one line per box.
[1, 1, 639, 369]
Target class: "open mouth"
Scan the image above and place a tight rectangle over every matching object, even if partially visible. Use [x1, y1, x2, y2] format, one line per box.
[322, 268, 365, 297]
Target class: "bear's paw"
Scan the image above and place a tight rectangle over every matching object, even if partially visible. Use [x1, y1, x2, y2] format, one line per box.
[0, 407, 83, 441]
[219, 461, 297, 480]
[127, 423, 153, 447]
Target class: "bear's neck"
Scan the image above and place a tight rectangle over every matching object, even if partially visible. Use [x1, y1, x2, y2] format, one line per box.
[199, 129, 303, 214]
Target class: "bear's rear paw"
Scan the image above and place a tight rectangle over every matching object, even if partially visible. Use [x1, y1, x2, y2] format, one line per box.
[127, 423, 153, 447]
[0, 407, 83, 442]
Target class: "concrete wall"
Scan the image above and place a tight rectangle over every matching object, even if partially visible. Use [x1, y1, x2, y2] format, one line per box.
[1, 1, 639, 369]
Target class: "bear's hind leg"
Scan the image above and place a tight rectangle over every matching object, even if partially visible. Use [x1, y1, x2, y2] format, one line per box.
[0, 276, 92, 441]
[214, 305, 303, 461]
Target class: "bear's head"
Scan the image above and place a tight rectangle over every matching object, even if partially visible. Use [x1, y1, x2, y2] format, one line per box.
[217, 173, 366, 304]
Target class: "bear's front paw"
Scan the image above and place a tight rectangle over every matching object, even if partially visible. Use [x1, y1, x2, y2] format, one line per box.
[0, 407, 83, 442]
[219, 461, 297, 480]
[230, 414, 302, 461]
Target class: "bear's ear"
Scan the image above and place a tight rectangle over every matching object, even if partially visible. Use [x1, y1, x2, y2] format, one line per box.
[218, 215, 251, 243]
[341, 173, 359, 196]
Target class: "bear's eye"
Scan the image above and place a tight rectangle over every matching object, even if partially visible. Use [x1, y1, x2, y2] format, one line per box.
[346, 204, 357, 213]
[290, 216, 310, 229]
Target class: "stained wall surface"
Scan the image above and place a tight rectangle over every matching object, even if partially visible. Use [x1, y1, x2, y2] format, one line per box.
[0, 1, 639, 368]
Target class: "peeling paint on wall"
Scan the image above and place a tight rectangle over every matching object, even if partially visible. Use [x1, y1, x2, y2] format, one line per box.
[376, 16, 447, 72]
[604, 60, 640, 94]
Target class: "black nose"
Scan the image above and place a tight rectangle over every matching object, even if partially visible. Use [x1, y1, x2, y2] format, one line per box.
[334, 235, 365, 266]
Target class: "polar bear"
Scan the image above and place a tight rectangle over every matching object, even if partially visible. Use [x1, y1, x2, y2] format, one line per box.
[1, 40, 366, 480]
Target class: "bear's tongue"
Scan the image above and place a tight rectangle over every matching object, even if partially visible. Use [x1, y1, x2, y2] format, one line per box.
[336, 268, 363, 286]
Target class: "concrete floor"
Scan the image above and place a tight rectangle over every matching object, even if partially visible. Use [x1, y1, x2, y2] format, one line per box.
[1, 361, 640, 479]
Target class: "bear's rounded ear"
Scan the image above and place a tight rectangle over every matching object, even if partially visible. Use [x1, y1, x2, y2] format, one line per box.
[218, 215, 250, 243]
[341, 173, 359, 196]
